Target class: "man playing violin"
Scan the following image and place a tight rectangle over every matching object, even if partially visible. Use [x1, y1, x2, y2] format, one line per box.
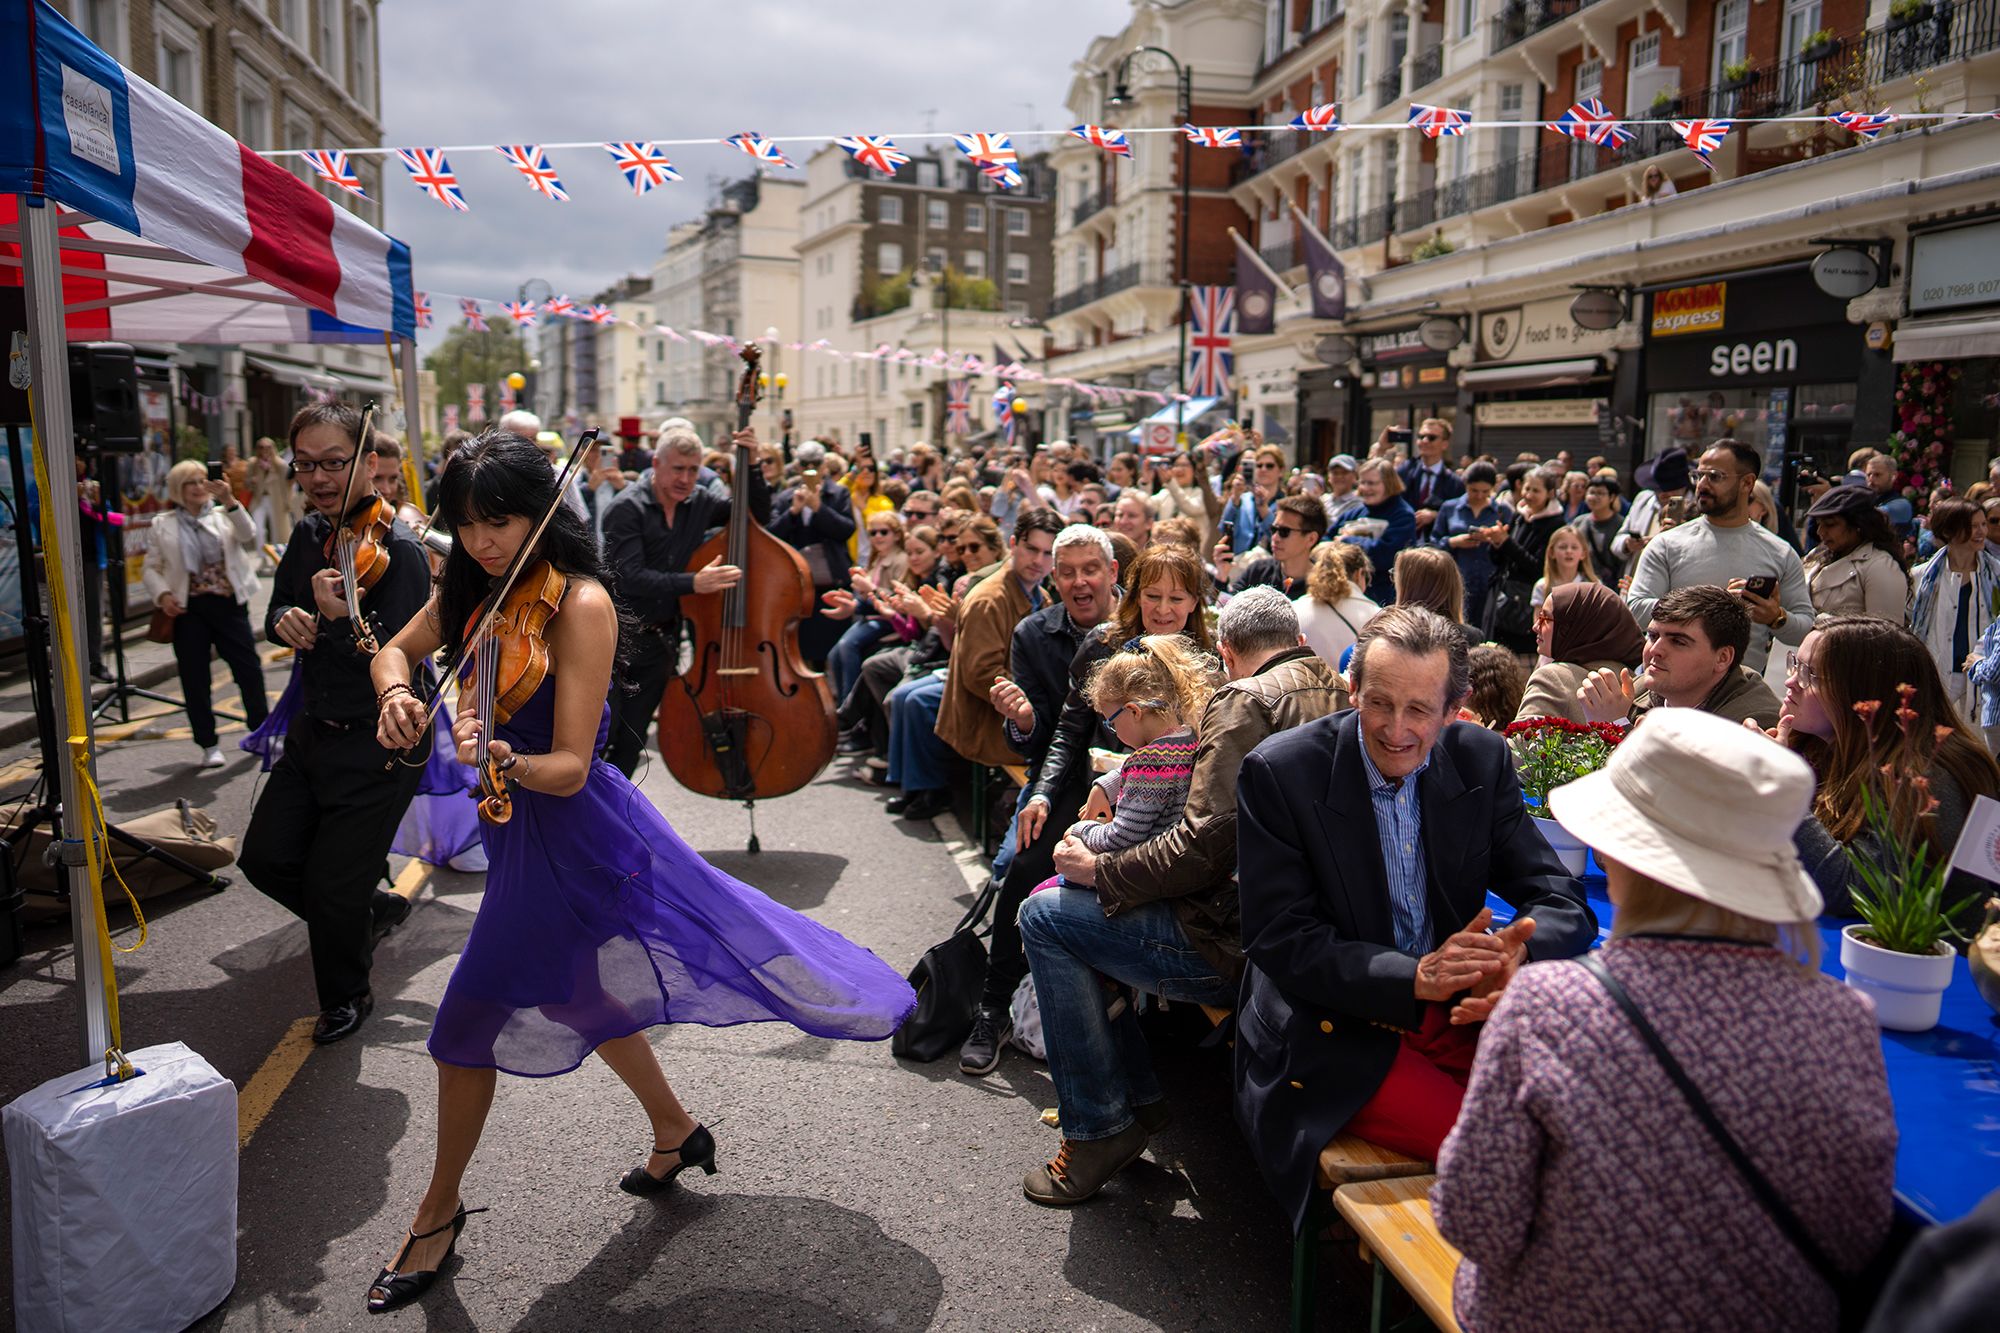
[237, 402, 434, 1046]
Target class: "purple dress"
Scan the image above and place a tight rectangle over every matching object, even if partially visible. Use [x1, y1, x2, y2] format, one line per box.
[427, 674, 915, 1077]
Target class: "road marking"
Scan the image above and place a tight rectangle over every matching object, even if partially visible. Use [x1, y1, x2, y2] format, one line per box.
[934, 811, 991, 894]
[237, 1015, 318, 1148]
[390, 859, 430, 901]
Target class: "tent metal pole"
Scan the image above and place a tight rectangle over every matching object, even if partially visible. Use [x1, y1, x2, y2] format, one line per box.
[17, 194, 114, 1067]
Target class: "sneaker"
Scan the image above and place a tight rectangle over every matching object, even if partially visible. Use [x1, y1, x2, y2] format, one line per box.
[1022, 1121, 1150, 1207]
[959, 1003, 1012, 1076]
[199, 747, 226, 770]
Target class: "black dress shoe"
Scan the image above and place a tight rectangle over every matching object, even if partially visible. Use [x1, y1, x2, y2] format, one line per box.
[619, 1123, 719, 1197]
[312, 992, 374, 1045]
[365, 1202, 487, 1314]
[898, 789, 951, 822]
[370, 891, 412, 943]
[836, 728, 871, 756]
[885, 792, 913, 814]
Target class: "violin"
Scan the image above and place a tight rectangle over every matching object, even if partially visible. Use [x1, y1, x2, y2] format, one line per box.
[322, 400, 393, 654]
[464, 560, 568, 825]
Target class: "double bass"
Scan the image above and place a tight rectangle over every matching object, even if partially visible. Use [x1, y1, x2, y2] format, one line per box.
[657, 346, 836, 849]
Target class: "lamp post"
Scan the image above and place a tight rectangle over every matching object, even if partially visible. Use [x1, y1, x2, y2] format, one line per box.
[915, 260, 952, 448]
[1108, 45, 1193, 445]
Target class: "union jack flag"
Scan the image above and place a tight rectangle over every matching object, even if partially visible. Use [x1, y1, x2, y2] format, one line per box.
[655, 324, 687, 344]
[413, 291, 433, 329]
[442, 404, 459, 433]
[498, 384, 516, 414]
[584, 304, 616, 325]
[1551, 99, 1633, 148]
[1067, 124, 1132, 158]
[460, 298, 486, 331]
[1671, 118, 1733, 164]
[496, 145, 568, 201]
[726, 132, 795, 168]
[1408, 104, 1471, 139]
[982, 163, 1024, 190]
[836, 134, 910, 176]
[946, 379, 973, 436]
[465, 383, 486, 424]
[994, 386, 1017, 443]
[603, 141, 681, 194]
[953, 132, 1018, 169]
[502, 300, 537, 327]
[1828, 110, 1898, 140]
[1184, 285, 1235, 398]
[1183, 124, 1243, 147]
[395, 148, 469, 211]
[544, 295, 576, 318]
[1291, 104, 1342, 133]
[303, 149, 367, 196]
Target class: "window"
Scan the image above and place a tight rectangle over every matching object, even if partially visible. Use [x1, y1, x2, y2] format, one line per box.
[877, 241, 903, 273]
[878, 194, 902, 224]
[1007, 253, 1030, 284]
[1389, 12, 1410, 71]
[237, 68, 272, 148]
[1263, 0, 1284, 63]
[1630, 32, 1661, 70]
[1355, 29, 1369, 89]
[74, 0, 124, 59]
[1073, 248, 1089, 289]
[278, 0, 308, 46]
[908, 402, 924, 429]
[154, 12, 204, 115]
[927, 199, 949, 229]
[1456, 0, 1475, 41]
[965, 203, 984, 231]
[351, 6, 375, 109]
[926, 246, 947, 274]
[1576, 57, 1604, 102]
[318, 0, 345, 78]
[916, 160, 940, 187]
[1713, 0, 1749, 86]
[1007, 208, 1029, 236]
[963, 250, 986, 277]
[1312, 0, 1337, 30]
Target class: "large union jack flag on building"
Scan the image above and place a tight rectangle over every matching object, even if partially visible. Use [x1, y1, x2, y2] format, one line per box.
[1067, 124, 1132, 158]
[1184, 286, 1235, 398]
[303, 149, 367, 196]
[459, 298, 486, 331]
[1551, 99, 1633, 148]
[1827, 110, 1898, 140]
[1183, 124, 1243, 148]
[1671, 118, 1733, 164]
[836, 135, 911, 176]
[395, 148, 469, 211]
[496, 145, 569, 201]
[1408, 104, 1471, 139]
[413, 291, 433, 329]
[603, 142, 681, 194]
[946, 380, 973, 436]
[726, 132, 795, 168]
[502, 301, 537, 327]
[1291, 104, 1342, 133]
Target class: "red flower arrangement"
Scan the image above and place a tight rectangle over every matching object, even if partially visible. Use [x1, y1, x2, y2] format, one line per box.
[1884, 360, 1961, 514]
[1504, 716, 1626, 804]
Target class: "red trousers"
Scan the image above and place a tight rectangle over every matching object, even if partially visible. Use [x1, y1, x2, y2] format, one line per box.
[1342, 1003, 1481, 1162]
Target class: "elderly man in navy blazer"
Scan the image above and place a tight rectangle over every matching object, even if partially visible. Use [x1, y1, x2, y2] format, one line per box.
[1233, 604, 1595, 1229]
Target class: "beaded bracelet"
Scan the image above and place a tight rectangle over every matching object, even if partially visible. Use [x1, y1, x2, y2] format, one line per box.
[375, 682, 414, 708]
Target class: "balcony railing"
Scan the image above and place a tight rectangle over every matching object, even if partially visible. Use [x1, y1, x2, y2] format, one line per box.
[1072, 189, 1110, 227]
[1334, 203, 1397, 250]
[1229, 126, 1313, 186]
[1396, 149, 1544, 232]
[1048, 260, 1175, 316]
[1410, 46, 1444, 92]
[1490, 0, 1604, 53]
[1376, 68, 1404, 107]
[1260, 234, 1295, 272]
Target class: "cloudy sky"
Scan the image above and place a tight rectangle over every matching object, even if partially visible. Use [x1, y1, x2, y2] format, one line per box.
[378, 0, 1134, 350]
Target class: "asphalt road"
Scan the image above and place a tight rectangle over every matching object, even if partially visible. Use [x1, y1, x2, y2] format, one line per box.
[0, 647, 1379, 1331]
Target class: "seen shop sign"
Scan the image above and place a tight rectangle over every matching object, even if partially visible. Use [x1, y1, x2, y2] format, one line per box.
[1645, 270, 1861, 389]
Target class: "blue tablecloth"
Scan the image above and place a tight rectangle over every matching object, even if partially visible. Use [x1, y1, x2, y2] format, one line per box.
[1491, 859, 2000, 1224]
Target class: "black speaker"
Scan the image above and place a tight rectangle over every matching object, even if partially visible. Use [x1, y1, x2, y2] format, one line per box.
[67, 342, 143, 452]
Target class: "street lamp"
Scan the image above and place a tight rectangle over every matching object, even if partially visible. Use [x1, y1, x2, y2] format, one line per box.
[1107, 45, 1193, 445]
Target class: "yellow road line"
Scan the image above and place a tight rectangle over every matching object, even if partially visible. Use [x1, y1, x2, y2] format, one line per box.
[236, 1015, 318, 1148]
[390, 859, 430, 901]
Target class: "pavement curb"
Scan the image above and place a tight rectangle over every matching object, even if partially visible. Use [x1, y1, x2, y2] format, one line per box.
[0, 630, 188, 751]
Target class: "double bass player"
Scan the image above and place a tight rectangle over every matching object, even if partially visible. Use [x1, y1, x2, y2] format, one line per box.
[599, 425, 772, 776]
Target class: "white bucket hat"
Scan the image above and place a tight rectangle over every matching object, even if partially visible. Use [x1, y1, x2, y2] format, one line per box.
[1547, 708, 1824, 924]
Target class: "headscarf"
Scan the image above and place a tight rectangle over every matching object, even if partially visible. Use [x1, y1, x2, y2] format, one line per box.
[1548, 581, 1643, 668]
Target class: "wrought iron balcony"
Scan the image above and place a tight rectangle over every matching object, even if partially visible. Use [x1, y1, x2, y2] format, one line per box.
[1376, 68, 1404, 107]
[1410, 47, 1444, 92]
[1072, 189, 1111, 228]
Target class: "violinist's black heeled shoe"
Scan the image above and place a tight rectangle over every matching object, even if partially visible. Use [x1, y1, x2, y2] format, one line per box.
[618, 1123, 718, 1197]
[364, 1202, 487, 1315]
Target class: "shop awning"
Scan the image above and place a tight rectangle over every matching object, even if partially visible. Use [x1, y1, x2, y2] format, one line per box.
[1894, 316, 2000, 363]
[1082, 415, 1132, 432]
[244, 355, 343, 390]
[1458, 358, 1601, 390]
[335, 371, 398, 395]
[1135, 397, 1221, 424]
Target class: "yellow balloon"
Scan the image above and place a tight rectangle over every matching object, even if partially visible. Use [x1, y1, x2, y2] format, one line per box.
[1009, 398, 1027, 416]
[505, 372, 526, 391]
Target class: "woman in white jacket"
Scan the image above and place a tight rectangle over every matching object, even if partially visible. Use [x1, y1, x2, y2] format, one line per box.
[142, 460, 271, 769]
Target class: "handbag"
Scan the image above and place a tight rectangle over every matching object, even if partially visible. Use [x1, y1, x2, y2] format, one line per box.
[890, 872, 1000, 1062]
[146, 607, 176, 644]
[1579, 953, 1879, 1329]
[1489, 576, 1535, 640]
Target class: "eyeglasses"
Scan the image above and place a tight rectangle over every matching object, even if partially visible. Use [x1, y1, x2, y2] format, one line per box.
[907, 507, 937, 519]
[1691, 468, 1734, 485]
[1255, 461, 1281, 471]
[289, 455, 355, 474]
[1418, 433, 1444, 442]
[1785, 652, 1820, 691]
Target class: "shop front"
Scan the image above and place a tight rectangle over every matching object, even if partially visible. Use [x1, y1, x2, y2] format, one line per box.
[1896, 216, 2000, 477]
[1463, 296, 1624, 463]
[1641, 269, 1864, 480]
[1359, 327, 1455, 451]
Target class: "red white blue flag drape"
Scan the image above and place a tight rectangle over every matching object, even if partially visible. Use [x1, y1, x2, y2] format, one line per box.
[946, 380, 972, 436]
[1184, 286, 1235, 398]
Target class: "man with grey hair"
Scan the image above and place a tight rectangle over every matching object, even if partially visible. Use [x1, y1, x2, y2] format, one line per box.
[1021, 587, 1348, 1206]
[597, 425, 773, 775]
[1231, 604, 1593, 1232]
[771, 439, 857, 665]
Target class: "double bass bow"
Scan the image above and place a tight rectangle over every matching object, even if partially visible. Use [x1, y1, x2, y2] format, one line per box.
[657, 345, 836, 852]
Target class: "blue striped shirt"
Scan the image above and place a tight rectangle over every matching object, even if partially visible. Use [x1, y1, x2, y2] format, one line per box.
[1359, 739, 1432, 957]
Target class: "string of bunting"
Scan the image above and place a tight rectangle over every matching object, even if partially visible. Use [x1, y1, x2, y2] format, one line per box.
[272, 106, 1993, 211]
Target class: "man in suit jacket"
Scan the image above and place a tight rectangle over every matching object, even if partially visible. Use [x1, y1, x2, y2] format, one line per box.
[769, 440, 857, 665]
[1396, 418, 1466, 537]
[1234, 605, 1596, 1231]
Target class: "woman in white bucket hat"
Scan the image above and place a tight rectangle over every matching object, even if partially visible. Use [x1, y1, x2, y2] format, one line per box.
[1432, 708, 1896, 1333]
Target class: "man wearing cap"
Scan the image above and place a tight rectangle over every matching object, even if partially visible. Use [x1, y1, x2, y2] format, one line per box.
[1612, 446, 1692, 563]
[1322, 455, 1366, 530]
[1233, 605, 1596, 1231]
[1577, 584, 1781, 729]
[1800, 485, 1911, 620]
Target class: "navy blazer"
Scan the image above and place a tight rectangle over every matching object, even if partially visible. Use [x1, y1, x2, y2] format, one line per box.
[1398, 459, 1466, 515]
[1232, 711, 1595, 1230]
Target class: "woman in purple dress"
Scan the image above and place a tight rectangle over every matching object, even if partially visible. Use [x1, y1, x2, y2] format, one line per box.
[366, 431, 914, 1314]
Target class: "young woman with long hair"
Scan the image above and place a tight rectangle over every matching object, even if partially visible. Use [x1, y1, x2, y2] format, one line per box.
[367, 431, 913, 1313]
[1391, 545, 1483, 651]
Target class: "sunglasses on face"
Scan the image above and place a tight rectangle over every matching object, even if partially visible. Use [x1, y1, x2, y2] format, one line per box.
[1271, 524, 1308, 538]
[868, 528, 896, 537]
[1418, 434, 1444, 442]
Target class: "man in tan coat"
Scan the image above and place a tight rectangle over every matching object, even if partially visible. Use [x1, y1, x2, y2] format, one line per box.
[932, 509, 1063, 777]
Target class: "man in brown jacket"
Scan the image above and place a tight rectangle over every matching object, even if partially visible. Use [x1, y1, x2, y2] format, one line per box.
[1019, 587, 1349, 1206]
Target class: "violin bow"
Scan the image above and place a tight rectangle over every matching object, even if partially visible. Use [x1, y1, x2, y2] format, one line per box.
[332, 399, 380, 650]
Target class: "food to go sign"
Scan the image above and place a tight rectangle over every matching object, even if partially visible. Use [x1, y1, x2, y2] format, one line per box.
[1651, 282, 1728, 337]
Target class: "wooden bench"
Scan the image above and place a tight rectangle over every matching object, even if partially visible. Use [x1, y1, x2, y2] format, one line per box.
[1332, 1175, 1464, 1333]
[1290, 1136, 1433, 1331]
[969, 763, 1029, 860]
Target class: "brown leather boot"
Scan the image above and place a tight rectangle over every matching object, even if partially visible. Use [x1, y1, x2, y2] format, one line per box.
[1022, 1121, 1149, 1206]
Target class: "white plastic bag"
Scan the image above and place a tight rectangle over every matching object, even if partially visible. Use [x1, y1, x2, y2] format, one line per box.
[5, 1041, 238, 1332]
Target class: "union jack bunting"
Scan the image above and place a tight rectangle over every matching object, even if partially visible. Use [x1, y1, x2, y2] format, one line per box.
[498, 384, 516, 414]
[395, 148, 469, 211]
[655, 324, 687, 344]
[466, 383, 486, 424]
[1067, 124, 1133, 158]
[1671, 118, 1733, 164]
[953, 132, 1018, 169]
[1408, 104, 1471, 139]
[836, 134, 910, 176]
[1828, 110, 1898, 140]
[981, 163, 1024, 190]
[1182, 124, 1243, 147]
[603, 141, 681, 194]
[442, 404, 459, 433]
[1184, 285, 1235, 399]
[303, 149, 367, 196]
[946, 380, 973, 437]
[584, 304, 616, 325]
[544, 296, 576, 318]
[1551, 99, 1633, 148]
[496, 145, 569, 201]
[413, 291, 433, 329]
[1291, 104, 1342, 133]
[726, 132, 795, 168]
[502, 301, 537, 327]
[460, 298, 486, 331]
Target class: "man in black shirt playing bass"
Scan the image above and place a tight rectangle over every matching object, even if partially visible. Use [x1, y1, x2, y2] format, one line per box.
[599, 425, 772, 776]
[238, 403, 433, 1046]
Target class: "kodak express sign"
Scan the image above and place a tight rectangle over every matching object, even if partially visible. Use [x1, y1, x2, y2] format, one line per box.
[1650, 282, 1728, 337]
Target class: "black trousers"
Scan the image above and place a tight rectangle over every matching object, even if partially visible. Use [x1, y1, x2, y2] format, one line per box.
[606, 631, 673, 777]
[172, 592, 270, 748]
[981, 767, 1090, 1011]
[239, 720, 426, 1008]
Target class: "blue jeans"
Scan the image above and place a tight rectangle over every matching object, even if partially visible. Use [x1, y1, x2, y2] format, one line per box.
[989, 782, 1034, 884]
[828, 618, 892, 708]
[1018, 889, 1232, 1141]
[886, 671, 950, 792]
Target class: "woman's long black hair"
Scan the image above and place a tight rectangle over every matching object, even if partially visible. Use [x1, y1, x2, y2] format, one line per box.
[432, 431, 631, 677]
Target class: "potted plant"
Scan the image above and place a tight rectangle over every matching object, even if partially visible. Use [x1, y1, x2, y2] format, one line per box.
[1800, 28, 1840, 62]
[1502, 717, 1625, 875]
[1411, 231, 1455, 262]
[1649, 86, 1681, 118]
[1888, 0, 1935, 32]
[1836, 686, 1976, 1031]
[1720, 59, 1756, 92]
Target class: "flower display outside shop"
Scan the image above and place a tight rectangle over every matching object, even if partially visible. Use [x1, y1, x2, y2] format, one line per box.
[1502, 716, 1626, 805]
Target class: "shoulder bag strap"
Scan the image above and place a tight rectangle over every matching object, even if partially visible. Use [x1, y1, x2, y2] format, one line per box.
[1577, 952, 1844, 1288]
[955, 870, 1003, 938]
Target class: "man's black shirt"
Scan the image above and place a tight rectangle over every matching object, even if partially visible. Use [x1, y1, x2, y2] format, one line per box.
[264, 511, 432, 724]
[599, 468, 773, 632]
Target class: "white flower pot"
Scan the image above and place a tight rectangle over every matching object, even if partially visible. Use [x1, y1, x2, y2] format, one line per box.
[1840, 925, 1957, 1032]
[1531, 814, 1589, 877]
